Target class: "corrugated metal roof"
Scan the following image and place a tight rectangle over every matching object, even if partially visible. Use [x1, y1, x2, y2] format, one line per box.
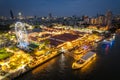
[81, 51, 95, 60]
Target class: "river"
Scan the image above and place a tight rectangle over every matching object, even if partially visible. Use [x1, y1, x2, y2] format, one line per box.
[14, 34, 120, 80]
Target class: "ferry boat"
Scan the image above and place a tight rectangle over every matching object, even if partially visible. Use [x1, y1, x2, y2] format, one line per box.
[72, 51, 96, 69]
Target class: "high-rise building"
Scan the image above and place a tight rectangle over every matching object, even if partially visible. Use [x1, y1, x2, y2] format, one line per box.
[10, 10, 14, 19]
[98, 15, 106, 26]
[18, 12, 22, 19]
[105, 10, 112, 29]
[82, 15, 90, 24]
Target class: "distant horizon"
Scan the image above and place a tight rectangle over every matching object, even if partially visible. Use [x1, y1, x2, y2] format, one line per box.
[0, 10, 119, 18]
[0, 0, 120, 17]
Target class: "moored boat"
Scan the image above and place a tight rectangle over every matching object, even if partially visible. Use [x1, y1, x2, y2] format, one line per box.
[72, 51, 96, 69]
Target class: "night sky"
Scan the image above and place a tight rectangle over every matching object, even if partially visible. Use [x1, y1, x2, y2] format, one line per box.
[0, 0, 120, 17]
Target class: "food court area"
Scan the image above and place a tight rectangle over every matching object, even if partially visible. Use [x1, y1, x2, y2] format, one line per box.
[28, 26, 103, 60]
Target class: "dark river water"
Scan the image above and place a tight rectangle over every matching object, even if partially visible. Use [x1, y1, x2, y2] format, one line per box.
[14, 34, 120, 80]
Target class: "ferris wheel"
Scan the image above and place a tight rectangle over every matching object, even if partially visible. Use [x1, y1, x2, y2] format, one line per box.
[15, 22, 29, 49]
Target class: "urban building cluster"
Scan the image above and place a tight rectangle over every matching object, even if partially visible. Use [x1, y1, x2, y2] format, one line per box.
[0, 10, 119, 29]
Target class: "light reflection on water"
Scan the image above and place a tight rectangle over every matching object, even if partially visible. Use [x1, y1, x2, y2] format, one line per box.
[32, 57, 57, 74]
[59, 54, 65, 70]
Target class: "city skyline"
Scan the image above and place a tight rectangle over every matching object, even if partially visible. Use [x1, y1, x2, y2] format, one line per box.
[0, 0, 120, 17]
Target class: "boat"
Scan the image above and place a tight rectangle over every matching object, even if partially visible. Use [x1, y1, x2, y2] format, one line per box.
[102, 37, 114, 45]
[72, 51, 96, 69]
[102, 34, 115, 44]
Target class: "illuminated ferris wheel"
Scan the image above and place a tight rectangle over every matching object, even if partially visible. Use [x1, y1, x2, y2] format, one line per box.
[15, 22, 29, 49]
